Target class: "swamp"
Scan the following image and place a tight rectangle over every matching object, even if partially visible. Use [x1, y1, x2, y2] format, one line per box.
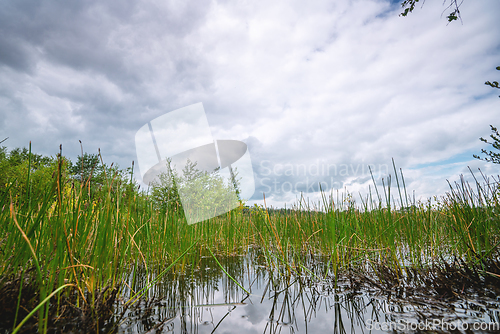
[0, 145, 499, 333]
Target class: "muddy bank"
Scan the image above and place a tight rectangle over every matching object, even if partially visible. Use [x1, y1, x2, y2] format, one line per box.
[0, 270, 118, 334]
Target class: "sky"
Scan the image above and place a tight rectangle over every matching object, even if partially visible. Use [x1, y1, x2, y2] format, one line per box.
[1, 0, 499, 209]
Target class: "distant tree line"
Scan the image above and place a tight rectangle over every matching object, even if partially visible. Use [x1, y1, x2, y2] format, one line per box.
[0, 144, 246, 219]
[0, 144, 134, 208]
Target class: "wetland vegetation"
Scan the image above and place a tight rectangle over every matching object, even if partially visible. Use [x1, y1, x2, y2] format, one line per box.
[0, 144, 499, 333]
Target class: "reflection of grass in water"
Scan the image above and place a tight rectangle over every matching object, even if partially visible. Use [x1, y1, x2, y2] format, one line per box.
[116, 254, 500, 333]
[0, 148, 499, 332]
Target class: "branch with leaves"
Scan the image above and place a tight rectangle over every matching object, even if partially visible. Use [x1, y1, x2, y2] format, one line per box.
[474, 66, 500, 164]
[485, 66, 500, 98]
[473, 126, 500, 164]
[400, 0, 463, 23]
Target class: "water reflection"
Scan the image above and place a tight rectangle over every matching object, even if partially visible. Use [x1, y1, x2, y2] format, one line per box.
[112, 255, 499, 334]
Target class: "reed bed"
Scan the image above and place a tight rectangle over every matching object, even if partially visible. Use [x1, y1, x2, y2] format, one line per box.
[0, 148, 499, 332]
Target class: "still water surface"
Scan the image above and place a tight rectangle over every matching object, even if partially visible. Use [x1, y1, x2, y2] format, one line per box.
[113, 255, 499, 333]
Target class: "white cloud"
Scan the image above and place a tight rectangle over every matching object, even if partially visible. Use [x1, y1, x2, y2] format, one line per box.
[0, 0, 499, 208]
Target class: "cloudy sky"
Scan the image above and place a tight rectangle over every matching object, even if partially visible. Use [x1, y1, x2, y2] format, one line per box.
[1, 0, 499, 208]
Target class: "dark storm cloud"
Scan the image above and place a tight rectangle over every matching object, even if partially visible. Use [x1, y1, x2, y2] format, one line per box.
[0, 0, 214, 165]
[0, 33, 36, 73]
[0, 0, 212, 94]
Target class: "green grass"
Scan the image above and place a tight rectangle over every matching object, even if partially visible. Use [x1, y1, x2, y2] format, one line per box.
[0, 149, 499, 332]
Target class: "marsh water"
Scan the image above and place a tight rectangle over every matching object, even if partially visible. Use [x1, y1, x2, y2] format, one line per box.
[107, 252, 500, 334]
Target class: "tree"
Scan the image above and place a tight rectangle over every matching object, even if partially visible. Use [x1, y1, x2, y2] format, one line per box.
[473, 66, 500, 164]
[70, 152, 103, 183]
[149, 159, 182, 212]
[399, 0, 463, 23]
[69, 152, 128, 199]
[149, 159, 242, 222]
[0, 145, 63, 205]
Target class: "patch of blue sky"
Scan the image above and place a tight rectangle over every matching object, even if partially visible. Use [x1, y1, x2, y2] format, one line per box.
[375, 0, 402, 20]
[411, 150, 477, 169]
[472, 93, 494, 101]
